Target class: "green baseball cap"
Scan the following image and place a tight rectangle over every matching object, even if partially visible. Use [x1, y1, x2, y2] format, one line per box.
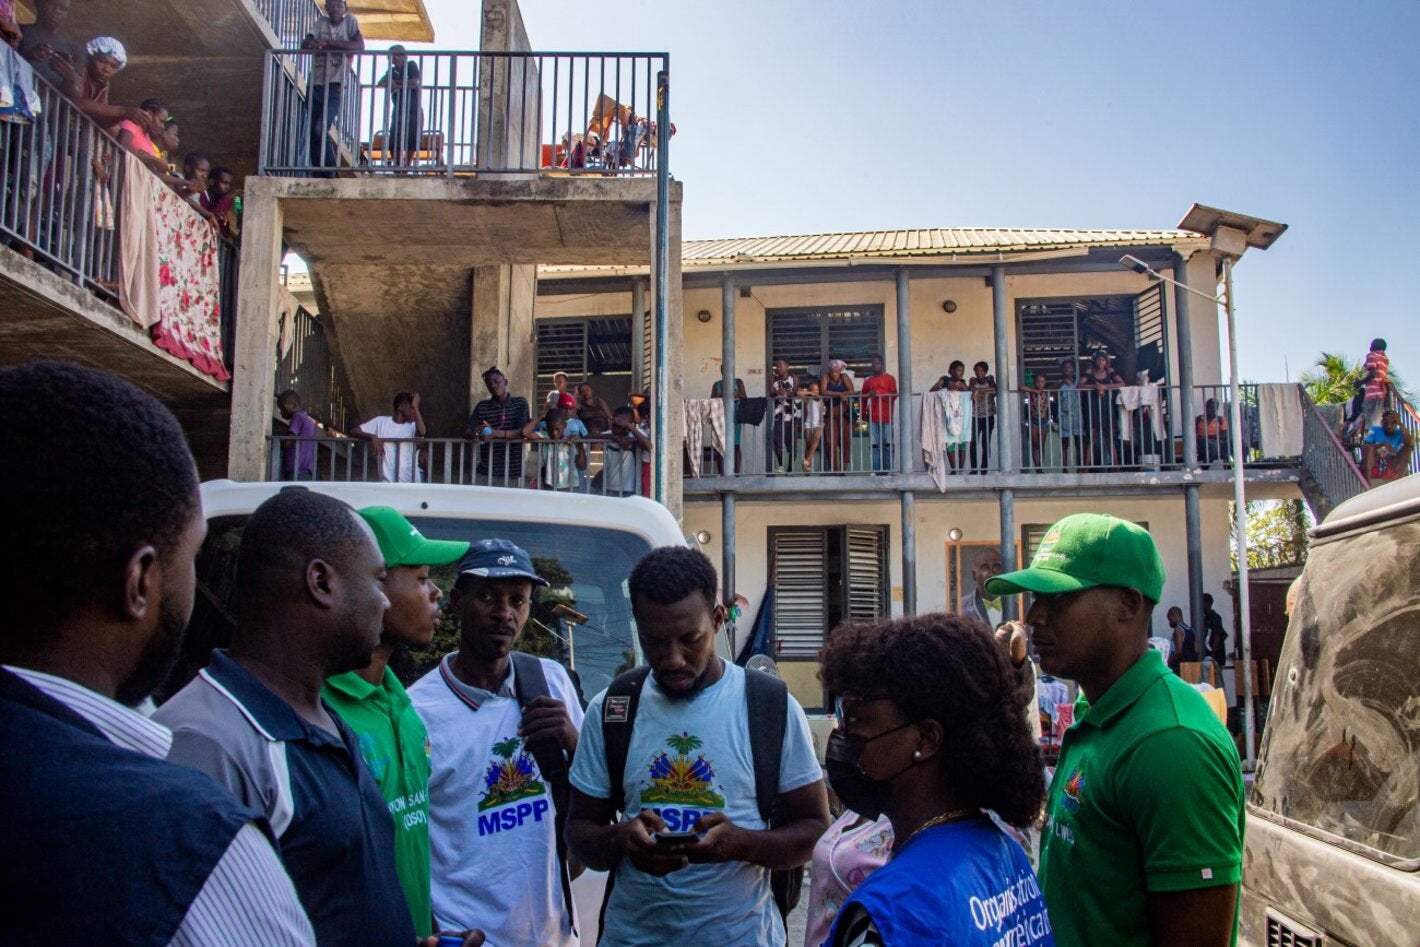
[357, 506, 469, 568]
[984, 513, 1165, 603]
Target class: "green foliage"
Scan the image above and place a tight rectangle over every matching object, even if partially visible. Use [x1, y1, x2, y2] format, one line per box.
[1301, 352, 1363, 406]
[1230, 499, 1311, 571]
[492, 737, 522, 760]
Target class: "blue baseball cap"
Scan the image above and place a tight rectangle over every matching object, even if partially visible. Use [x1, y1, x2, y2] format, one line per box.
[456, 538, 548, 587]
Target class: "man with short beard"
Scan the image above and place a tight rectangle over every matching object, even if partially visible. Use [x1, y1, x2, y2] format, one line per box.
[0, 361, 313, 944]
[409, 539, 583, 944]
[156, 489, 417, 946]
[566, 546, 828, 947]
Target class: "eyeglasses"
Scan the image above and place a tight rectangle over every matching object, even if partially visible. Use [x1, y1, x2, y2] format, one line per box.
[833, 695, 893, 732]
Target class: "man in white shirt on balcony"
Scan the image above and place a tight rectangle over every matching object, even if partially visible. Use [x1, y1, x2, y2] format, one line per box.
[352, 391, 426, 483]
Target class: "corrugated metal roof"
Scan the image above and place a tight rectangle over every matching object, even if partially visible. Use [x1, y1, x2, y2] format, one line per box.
[540, 227, 1203, 276]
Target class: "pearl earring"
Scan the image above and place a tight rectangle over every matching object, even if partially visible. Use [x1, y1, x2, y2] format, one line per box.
[912, 750, 922, 759]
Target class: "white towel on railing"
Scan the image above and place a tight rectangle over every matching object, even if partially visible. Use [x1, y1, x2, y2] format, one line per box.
[1258, 384, 1303, 457]
[1115, 385, 1165, 442]
[683, 398, 726, 478]
[943, 389, 971, 444]
[921, 390, 951, 491]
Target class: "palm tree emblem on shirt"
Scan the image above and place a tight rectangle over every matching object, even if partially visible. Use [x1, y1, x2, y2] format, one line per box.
[478, 736, 547, 812]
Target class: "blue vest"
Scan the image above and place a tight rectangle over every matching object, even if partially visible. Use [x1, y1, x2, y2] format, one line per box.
[0, 668, 256, 945]
[830, 817, 1055, 946]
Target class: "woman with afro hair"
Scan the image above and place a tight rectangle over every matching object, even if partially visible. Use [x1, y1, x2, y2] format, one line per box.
[820, 613, 1053, 946]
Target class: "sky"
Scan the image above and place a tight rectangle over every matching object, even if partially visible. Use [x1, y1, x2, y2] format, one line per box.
[404, 0, 1419, 385]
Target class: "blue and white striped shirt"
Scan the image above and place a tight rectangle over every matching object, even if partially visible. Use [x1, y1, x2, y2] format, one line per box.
[5, 667, 315, 947]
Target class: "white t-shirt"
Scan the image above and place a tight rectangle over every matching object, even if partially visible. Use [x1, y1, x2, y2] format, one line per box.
[568, 661, 822, 947]
[408, 654, 585, 947]
[359, 415, 419, 483]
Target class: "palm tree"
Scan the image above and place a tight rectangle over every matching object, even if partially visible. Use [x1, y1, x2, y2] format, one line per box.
[1300, 353, 1362, 405]
[1301, 351, 1411, 405]
[492, 737, 521, 760]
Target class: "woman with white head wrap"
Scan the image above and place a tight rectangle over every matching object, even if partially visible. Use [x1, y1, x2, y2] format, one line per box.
[53, 35, 154, 134]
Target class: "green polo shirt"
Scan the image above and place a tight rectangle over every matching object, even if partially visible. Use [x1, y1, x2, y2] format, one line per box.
[1040, 649, 1244, 947]
[323, 667, 433, 937]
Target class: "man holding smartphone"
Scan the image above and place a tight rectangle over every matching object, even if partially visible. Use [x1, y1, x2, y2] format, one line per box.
[566, 547, 828, 947]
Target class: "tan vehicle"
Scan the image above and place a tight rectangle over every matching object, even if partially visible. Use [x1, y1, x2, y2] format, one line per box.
[1241, 475, 1420, 946]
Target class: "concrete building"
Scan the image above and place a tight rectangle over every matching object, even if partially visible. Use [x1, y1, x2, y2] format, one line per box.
[0, 0, 436, 476]
[534, 225, 1372, 712]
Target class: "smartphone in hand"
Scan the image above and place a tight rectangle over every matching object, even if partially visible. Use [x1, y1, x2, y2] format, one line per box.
[653, 830, 700, 846]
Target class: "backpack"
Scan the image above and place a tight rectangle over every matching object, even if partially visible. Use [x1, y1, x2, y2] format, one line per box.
[597, 665, 803, 943]
[508, 652, 577, 939]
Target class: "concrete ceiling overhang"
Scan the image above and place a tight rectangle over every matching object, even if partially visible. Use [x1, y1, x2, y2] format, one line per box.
[277, 176, 670, 266]
[347, 0, 435, 42]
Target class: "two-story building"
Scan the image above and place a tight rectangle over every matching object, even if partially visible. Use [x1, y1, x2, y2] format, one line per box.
[534, 223, 1383, 712]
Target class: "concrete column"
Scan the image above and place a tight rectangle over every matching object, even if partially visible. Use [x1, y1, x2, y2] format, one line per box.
[895, 268, 913, 472]
[227, 182, 285, 481]
[721, 275, 735, 472]
[900, 491, 917, 615]
[631, 278, 646, 392]
[999, 487, 1017, 621]
[1174, 252, 1198, 471]
[991, 264, 1014, 473]
[1184, 484, 1204, 633]
[471, 264, 536, 406]
[722, 492, 736, 616]
[648, 193, 684, 519]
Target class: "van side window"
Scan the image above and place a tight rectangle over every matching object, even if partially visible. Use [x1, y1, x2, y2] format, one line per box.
[1251, 515, 1420, 861]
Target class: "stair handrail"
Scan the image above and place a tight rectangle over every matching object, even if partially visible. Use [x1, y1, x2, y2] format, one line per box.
[1384, 382, 1420, 478]
[1298, 385, 1370, 515]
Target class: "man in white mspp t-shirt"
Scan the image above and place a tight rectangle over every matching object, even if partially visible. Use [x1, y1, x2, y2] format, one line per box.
[351, 391, 425, 483]
[567, 547, 829, 947]
[409, 539, 583, 946]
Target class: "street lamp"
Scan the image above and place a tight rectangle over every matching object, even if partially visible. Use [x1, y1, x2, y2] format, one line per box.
[1117, 204, 1285, 770]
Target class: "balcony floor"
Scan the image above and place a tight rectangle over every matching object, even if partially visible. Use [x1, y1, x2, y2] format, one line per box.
[0, 252, 232, 477]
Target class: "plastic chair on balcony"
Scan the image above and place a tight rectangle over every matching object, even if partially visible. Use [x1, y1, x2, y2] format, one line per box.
[367, 129, 445, 168]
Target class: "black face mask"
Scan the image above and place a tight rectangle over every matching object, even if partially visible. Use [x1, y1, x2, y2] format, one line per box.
[824, 723, 917, 821]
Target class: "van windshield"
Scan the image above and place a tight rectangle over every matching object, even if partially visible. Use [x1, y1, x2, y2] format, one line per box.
[176, 514, 653, 706]
[1251, 513, 1420, 862]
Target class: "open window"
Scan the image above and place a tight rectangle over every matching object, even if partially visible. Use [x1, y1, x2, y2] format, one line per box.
[1017, 286, 1169, 387]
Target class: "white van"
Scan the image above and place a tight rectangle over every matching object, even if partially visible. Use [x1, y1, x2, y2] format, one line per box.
[1240, 475, 1420, 946]
[183, 480, 688, 704]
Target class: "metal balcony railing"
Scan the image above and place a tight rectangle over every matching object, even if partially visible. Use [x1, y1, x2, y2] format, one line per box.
[273, 304, 352, 432]
[251, 0, 322, 50]
[266, 434, 649, 497]
[258, 49, 670, 177]
[684, 383, 1293, 479]
[1, 72, 240, 363]
[0, 76, 126, 295]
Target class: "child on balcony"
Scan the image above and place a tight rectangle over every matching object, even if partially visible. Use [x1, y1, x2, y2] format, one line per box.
[801, 375, 824, 473]
[524, 396, 588, 491]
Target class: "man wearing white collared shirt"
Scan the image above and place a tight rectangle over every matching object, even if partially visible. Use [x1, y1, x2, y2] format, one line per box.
[0, 361, 313, 945]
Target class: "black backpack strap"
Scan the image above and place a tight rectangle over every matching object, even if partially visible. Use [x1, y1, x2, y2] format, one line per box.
[743, 668, 788, 824]
[510, 652, 576, 937]
[596, 666, 650, 944]
[745, 669, 804, 922]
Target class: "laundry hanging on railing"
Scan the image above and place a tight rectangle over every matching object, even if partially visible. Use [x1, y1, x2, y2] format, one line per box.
[118, 152, 230, 381]
[921, 389, 974, 491]
[1257, 384, 1303, 457]
[683, 398, 727, 477]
